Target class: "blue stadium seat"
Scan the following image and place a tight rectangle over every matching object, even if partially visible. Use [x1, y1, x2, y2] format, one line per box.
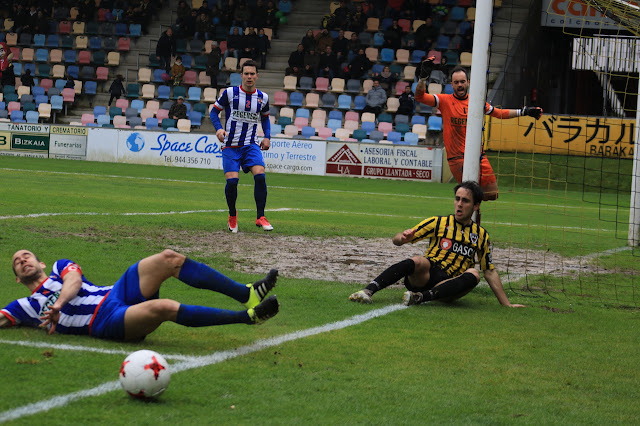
[428, 115, 443, 131]
[361, 121, 376, 135]
[411, 115, 426, 126]
[109, 106, 123, 118]
[89, 36, 102, 50]
[450, 6, 465, 21]
[11, 110, 25, 123]
[153, 68, 166, 83]
[354, 95, 366, 111]
[358, 32, 372, 45]
[277, 116, 292, 126]
[327, 118, 342, 131]
[162, 118, 176, 130]
[295, 108, 309, 119]
[145, 117, 159, 129]
[436, 35, 450, 50]
[289, 91, 303, 107]
[337, 94, 352, 110]
[157, 85, 171, 99]
[352, 129, 367, 141]
[97, 114, 111, 127]
[93, 105, 107, 116]
[278, 0, 291, 14]
[26, 110, 39, 123]
[188, 110, 202, 127]
[395, 114, 409, 125]
[271, 123, 282, 135]
[103, 37, 117, 51]
[181, 55, 192, 69]
[46, 34, 59, 48]
[396, 123, 411, 135]
[125, 107, 138, 120]
[346, 79, 361, 93]
[320, 93, 336, 108]
[301, 126, 315, 139]
[444, 84, 454, 94]
[380, 48, 394, 63]
[381, 18, 393, 30]
[23, 64, 36, 76]
[370, 64, 384, 76]
[33, 34, 46, 47]
[64, 50, 76, 63]
[299, 76, 313, 91]
[412, 50, 426, 64]
[373, 32, 385, 47]
[187, 86, 201, 101]
[54, 79, 67, 91]
[67, 65, 79, 79]
[115, 23, 128, 37]
[172, 86, 186, 100]
[129, 117, 143, 128]
[229, 73, 241, 86]
[328, 110, 342, 121]
[129, 24, 141, 38]
[378, 113, 393, 123]
[35, 94, 48, 106]
[35, 48, 48, 62]
[404, 132, 419, 145]
[387, 131, 402, 143]
[131, 99, 145, 113]
[369, 130, 384, 142]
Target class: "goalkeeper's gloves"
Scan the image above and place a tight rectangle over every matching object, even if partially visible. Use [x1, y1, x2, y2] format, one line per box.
[419, 55, 436, 80]
[521, 106, 543, 120]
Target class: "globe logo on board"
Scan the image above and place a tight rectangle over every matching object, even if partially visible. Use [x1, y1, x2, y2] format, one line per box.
[126, 133, 145, 152]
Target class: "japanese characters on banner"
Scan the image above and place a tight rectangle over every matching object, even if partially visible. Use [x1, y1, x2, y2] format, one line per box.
[325, 142, 443, 181]
[485, 114, 636, 159]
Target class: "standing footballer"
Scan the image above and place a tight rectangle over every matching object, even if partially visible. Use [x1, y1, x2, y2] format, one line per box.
[210, 60, 274, 233]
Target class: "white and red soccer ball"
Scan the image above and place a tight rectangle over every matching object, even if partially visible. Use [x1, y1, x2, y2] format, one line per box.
[119, 350, 171, 399]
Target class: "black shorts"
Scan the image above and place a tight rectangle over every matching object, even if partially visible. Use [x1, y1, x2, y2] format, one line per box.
[403, 261, 451, 292]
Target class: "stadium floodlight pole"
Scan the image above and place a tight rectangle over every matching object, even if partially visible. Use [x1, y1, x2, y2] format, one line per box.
[461, 0, 492, 183]
[628, 84, 640, 246]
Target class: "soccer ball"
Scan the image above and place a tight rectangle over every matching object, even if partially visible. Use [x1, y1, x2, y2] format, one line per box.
[119, 350, 171, 400]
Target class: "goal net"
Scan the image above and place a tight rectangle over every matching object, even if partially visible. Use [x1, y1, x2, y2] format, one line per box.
[476, 0, 639, 306]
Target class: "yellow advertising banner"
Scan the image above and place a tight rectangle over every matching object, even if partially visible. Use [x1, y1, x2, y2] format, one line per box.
[485, 114, 635, 159]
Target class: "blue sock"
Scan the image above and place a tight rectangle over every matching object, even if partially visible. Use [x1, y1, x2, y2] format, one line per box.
[178, 258, 250, 303]
[254, 173, 267, 218]
[176, 304, 251, 326]
[225, 178, 239, 217]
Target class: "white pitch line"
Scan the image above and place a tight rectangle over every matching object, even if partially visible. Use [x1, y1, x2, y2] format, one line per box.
[0, 304, 406, 423]
[0, 207, 620, 233]
[0, 167, 623, 212]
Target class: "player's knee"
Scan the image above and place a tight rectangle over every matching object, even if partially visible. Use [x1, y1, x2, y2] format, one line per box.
[150, 299, 180, 319]
[159, 249, 186, 268]
[465, 268, 481, 282]
[412, 256, 431, 271]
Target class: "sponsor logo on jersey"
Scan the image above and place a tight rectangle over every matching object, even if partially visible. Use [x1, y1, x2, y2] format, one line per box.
[230, 110, 260, 123]
[440, 238, 452, 250]
[470, 233, 478, 244]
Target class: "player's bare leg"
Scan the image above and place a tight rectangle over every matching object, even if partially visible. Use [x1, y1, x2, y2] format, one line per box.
[137, 249, 186, 299]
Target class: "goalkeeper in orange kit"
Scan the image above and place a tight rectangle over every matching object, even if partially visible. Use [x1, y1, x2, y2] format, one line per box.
[415, 58, 543, 201]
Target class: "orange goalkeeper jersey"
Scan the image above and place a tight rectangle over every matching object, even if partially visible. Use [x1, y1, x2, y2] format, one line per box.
[416, 92, 506, 159]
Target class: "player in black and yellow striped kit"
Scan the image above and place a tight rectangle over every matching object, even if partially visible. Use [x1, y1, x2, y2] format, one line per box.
[349, 181, 525, 308]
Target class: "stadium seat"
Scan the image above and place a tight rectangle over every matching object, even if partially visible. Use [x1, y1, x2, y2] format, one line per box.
[284, 124, 299, 137]
[138, 68, 152, 83]
[84, 80, 97, 96]
[177, 118, 191, 132]
[33, 33, 46, 47]
[362, 79, 374, 93]
[413, 124, 427, 140]
[184, 70, 197, 85]
[89, 36, 101, 50]
[311, 109, 326, 122]
[378, 122, 393, 136]
[188, 110, 202, 127]
[283, 75, 297, 91]
[187, 86, 201, 101]
[129, 24, 141, 38]
[337, 94, 352, 110]
[387, 131, 402, 144]
[299, 76, 313, 91]
[330, 78, 345, 93]
[315, 77, 330, 92]
[354, 95, 366, 111]
[118, 37, 131, 52]
[113, 115, 128, 128]
[107, 52, 120, 66]
[115, 22, 128, 37]
[294, 116, 308, 130]
[273, 91, 287, 106]
[345, 79, 361, 94]
[301, 126, 316, 139]
[103, 37, 117, 51]
[157, 85, 170, 100]
[373, 32, 385, 47]
[126, 83, 140, 99]
[78, 50, 91, 65]
[10, 110, 25, 123]
[162, 118, 177, 130]
[145, 117, 159, 130]
[361, 121, 376, 135]
[396, 123, 411, 135]
[365, 47, 378, 62]
[380, 48, 394, 63]
[21, 48, 34, 62]
[50, 49, 63, 64]
[197, 71, 211, 87]
[96, 67, 109, 82]
[327, 118, 342, 131]
[344, 120, 358, 134]
[345, 111, 359, 122]
[404, 132, 419, 145]
[320, 93, 336, 108]
[289, 91, 304, 107]
[172, 86, 187, 100]
[366, 17, 379, 32]
[66, 65, 79, 79]
[460, 52, 472, 67]
[328, 110, 342, 122]
[395, 81, 410, 96]
[317, 127, 333, 139]
[82, 113, 95, 126]
[436, 35, 450, 50]
[81, 65, 95, 80]
[427, 116, 443, 131]
[203, 87, 217, 103]
[116, 98, 129, 110]
[109, 106, 123, 118]
[229, 73, 241, 86]
[396, 49, 410, 64]
[305, 93, 319, 108]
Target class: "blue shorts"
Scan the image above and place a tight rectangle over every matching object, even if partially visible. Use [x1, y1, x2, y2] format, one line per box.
[222, 143, 265, 174]
[90, 262, 159, 340]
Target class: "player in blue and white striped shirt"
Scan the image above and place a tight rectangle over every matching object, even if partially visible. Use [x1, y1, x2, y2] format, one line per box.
[210, 60, 274, 233]
[1, 249, 280, 341]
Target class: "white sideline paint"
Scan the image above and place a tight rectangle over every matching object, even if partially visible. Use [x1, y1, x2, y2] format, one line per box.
[0, 167, 621, 212]
[0, 304, 407, 423]
[0, 207, 620, 234]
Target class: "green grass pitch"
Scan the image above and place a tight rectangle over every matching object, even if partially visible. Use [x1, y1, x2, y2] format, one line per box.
[0, 155, 638, 424]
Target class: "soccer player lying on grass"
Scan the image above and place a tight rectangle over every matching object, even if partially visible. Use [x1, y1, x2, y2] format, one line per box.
[1, 249, 279, 341]
[349, 181, 525, 308]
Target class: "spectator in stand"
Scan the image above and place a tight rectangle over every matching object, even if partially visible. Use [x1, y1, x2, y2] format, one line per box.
[169, 96, 188, 120]
[108, 74, 126, 106]
[333, 30, 350, 62]
[302, 48, 319, 78]
[397, 85, 415, 115]
[194, 12, 213, 41]
[345, 47, 372, 80]
[257, 28, 271, 70]
[33, 10, 50, 35]
[460, 21, 475, 52]
[265, 1, 280, 38]
[349, 3, 367, 33]
[332, 1, 351, 29]
[182, 9, 198, 38]
[301, 29, 317, 53]
[285, 44, 305, 77]
[233, 1, 251, 28]
[364, 79, 387, 114]
[317, 45, 340, 80]
[20, 68, 34, 88]
[12, 4, 27, 34]
[348, 32, 362, 56]
[156, 28, 176, 74]
[224, 26, 243, 62]
[64, 74, 75, 89]
[171, 56, 186, 86]
[415, 17, 439, 51]
[315, 29, 334, 54]
[1, 62, 15, 88]
[135, 0, 155, 35]
[386, 0, 408, 19]
[384, 19, 405, 50]
[243, 28, 259, 61]
[198, 0, 211, 18]
[372, 65, 399, 93]
[414, 0, 432, 20]
[206, 41, 222, 89]
[175, 0, 192, 30]
[219, 0, 235, 24]
[79, 0, 96, 22]
[252, 0, 268, 28]
[370, 0, 386, 18]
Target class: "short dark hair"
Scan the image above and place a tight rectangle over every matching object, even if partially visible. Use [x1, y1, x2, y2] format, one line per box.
[241, 60, 259, 73]
[454, 181, 484, 205]
[450, 66, 470, 81]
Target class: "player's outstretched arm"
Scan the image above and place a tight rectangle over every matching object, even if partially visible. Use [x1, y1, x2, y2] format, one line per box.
[0, 315, 10, 328]
[483, 269, 525, 307]
[40, 269, 83, 334]
[392, 229, 416, 246]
